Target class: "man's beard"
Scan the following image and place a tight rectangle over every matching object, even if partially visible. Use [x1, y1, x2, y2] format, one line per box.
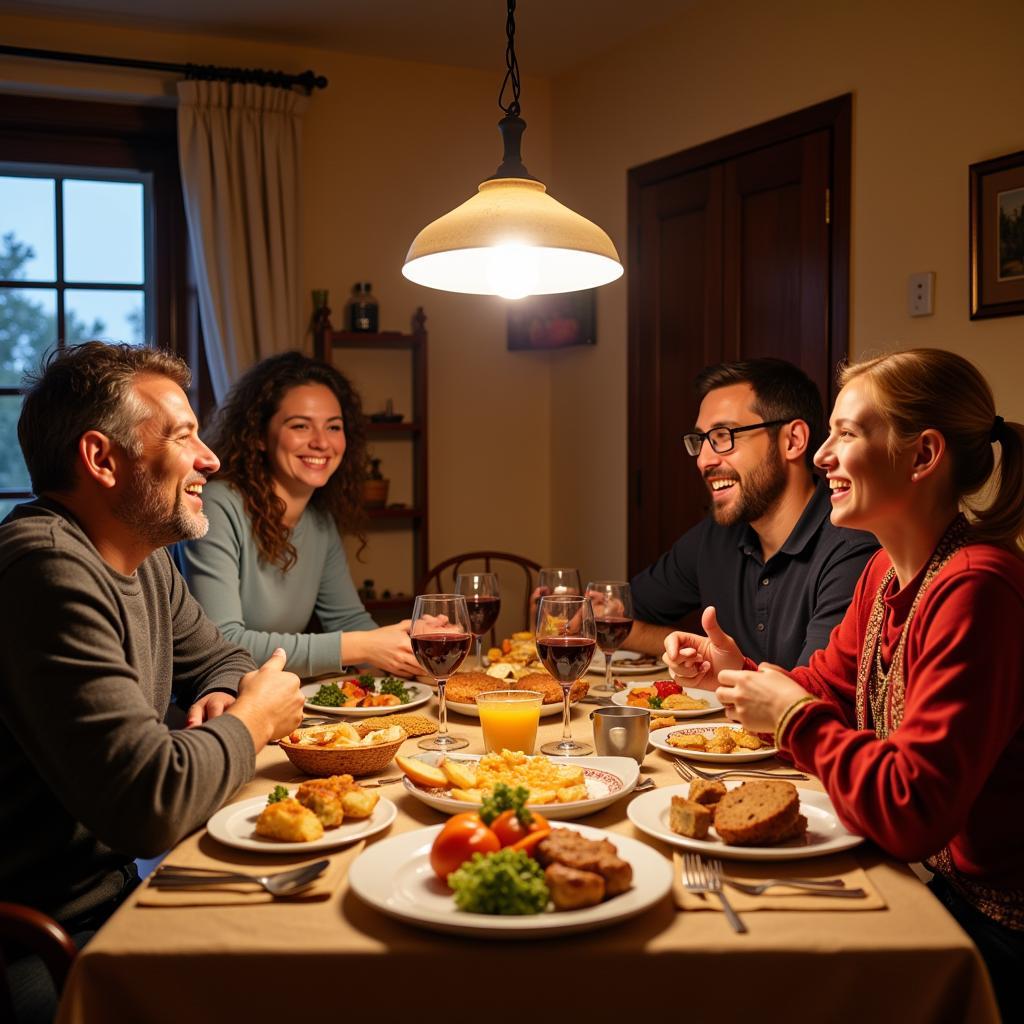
[708, 449, 787, 527]
[114, 464, 209, 548]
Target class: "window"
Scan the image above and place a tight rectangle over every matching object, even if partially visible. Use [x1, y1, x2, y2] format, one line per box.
[0, 95, 195, 518]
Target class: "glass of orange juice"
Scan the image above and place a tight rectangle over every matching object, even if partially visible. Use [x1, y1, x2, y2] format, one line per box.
[477, 690, 544, 754]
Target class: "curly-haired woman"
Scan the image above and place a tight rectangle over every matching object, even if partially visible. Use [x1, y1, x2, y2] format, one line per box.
[181, 352, 421, 678]
[663, 348, 1024, 1017]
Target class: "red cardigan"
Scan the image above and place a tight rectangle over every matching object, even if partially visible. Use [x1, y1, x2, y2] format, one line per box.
[781, 543, 1024, 890]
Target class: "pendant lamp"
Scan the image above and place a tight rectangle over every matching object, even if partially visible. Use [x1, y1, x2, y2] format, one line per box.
[402, 0, 623, 300]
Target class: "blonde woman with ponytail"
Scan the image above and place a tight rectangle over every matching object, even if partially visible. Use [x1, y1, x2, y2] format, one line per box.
[663, 349, 1023, 1017]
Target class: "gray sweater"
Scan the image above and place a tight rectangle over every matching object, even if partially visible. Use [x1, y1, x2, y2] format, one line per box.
[181, 481, 377, 676]
[0, 499, 257, 922]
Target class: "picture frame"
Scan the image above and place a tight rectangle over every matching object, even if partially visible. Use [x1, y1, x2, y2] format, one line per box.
[969, 148, 1024, 319]
[507, 289, 596, 350]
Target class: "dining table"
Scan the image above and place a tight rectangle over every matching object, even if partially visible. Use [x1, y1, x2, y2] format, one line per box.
[55, 671, 1000, 1023]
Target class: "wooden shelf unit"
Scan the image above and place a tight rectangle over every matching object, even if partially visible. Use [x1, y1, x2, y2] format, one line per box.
[314, 308, 428, 617]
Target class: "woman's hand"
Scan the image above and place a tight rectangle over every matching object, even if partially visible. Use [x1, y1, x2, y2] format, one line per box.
[662, 606, 744, 689]
[716, 663, 809, 733]
[343, 621, 423, 678]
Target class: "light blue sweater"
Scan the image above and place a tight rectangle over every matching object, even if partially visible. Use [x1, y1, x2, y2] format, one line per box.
[181, 480, 377, 676]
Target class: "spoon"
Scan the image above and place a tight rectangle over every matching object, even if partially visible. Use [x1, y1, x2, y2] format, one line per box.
[150, 859, 329, 896]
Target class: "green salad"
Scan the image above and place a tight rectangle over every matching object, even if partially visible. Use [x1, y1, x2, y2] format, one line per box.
[448, 849, 550, 915]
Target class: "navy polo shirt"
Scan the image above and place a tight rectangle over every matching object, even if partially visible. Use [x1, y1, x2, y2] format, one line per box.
[630, 479, 878, 668]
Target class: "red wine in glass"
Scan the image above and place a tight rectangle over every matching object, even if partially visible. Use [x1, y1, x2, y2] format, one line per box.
[466, 595, 501, 636]
[595, 616, 633, 653]
[410, 632, 473, 678]
[536, 636, 597, 683]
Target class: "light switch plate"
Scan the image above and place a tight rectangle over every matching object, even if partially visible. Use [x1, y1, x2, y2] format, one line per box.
[909, 272, 935, 316]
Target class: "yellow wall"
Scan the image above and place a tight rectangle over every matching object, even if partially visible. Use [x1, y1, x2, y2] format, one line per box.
[0, 12, 556, 596]
[551, 0, 1024, 580]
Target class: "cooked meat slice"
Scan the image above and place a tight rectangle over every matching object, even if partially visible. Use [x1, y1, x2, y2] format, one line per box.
[545, 862, 605, 910]
[536, 829, 632, 896]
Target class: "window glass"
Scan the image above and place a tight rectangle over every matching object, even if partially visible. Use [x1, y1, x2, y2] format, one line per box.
[64, 289, 146, 345]
[63, 179, 144, 284]
[0, 395, 30, 491]
[0, 177, 56, 282]
[0, 287, 57, 386]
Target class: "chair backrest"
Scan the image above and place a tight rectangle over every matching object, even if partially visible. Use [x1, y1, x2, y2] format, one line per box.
[0, 902, 77, 1018]
[419, 551, 541, 649]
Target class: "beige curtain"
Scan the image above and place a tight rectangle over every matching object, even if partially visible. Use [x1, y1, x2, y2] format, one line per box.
[177, 81, 307, 399]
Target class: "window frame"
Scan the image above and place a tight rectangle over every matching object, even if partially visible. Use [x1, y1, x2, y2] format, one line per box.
[0, 94, 203, 508]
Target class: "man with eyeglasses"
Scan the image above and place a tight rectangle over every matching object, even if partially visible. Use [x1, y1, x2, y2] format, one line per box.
[628, 358, 876, 669]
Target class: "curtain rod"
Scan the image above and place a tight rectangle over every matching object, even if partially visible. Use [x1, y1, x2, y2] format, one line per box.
[0, 44, 328, 93]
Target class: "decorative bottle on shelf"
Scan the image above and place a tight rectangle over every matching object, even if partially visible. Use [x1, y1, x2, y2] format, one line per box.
[362, 457, 389, 507]
[347, 282, 379, 333]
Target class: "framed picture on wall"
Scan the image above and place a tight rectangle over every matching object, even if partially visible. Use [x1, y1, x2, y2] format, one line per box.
[507, 289, 596, 350]
[969, 148, 1024, 319]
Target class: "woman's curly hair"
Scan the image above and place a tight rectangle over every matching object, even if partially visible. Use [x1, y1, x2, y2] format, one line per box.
[205, 352, 369, 571]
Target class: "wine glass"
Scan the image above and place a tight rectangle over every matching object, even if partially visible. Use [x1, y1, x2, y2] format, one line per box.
[585, 581, 634, 694]
[410, 593, 472, 751]
[456, 572, 501, 670]
[535, 594, 596, 756]
[538, 567, 582, 597]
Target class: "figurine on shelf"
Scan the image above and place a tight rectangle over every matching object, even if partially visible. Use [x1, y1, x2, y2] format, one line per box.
[369, 398, 404, 424]
[358, 579, 377, 602]
[347, 282, 379, 333]
[363, 458, 389, 507]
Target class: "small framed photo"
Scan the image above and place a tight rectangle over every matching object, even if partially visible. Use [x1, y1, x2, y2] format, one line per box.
[969, 149, 1024, 319]
[507, 290, 596, 350]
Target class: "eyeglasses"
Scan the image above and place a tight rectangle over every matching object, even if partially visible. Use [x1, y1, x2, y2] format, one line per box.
[683, 419, 790, 457]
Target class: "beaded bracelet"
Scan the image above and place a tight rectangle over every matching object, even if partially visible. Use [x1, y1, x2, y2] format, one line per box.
[773, 695, 817, 749]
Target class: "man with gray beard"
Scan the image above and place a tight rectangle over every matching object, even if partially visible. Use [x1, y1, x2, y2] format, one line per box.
[628, 359, 876, 668]
[0, 343, 303, 1021]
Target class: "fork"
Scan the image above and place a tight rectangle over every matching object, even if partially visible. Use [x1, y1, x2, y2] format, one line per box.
[360, 775, 403, 788]
[724, 877, 867, 898]
[673, 760, 809, 783]
[680, 853, 746, 933]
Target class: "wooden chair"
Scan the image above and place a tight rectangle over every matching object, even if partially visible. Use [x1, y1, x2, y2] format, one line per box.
[0, 902, 77, 1019]
[419, 551, 541, 648]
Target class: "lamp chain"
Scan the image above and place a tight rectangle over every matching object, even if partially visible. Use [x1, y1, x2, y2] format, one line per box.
[498, 0, 521, 117]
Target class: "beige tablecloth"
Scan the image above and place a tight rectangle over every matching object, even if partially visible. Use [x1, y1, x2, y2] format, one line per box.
[56, 684, 999, 1023]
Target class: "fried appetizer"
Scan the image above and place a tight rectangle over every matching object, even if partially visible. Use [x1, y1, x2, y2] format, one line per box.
[669, 796, 712, 840]
[255, 798, 324, 842]
[295, 786, 344, 828]
[650, 716, 676, 731]
[536, 829, 633, 897]
[733, 729, 764, 750]
[662, 692, 708, 711]
[706, 728, 738, 754]
[341, 787, 379, 819]
[545, 862, 605, 910]
[667, 732, 707, 750]
[688, 778, 727, 807]
[296, 774, 379, 823]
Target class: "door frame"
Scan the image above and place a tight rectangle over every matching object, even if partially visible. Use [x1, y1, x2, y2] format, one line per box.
[625, 94, 852, 575]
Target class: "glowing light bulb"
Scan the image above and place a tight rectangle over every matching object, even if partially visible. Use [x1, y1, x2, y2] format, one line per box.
[486, 243, 540, 300]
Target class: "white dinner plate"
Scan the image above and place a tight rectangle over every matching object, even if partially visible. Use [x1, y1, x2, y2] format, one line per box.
[348, 821, 673, 938]
[611, 684, 723, 719]
[444, 696, 578, 719]
[301, 679, 432, 717]
[401, 752, 639, 820]
[206, 791, 397, 853]
[649, 724, 778, 763]
[587, 650, 664, 676]
[626, 783, 863, 861]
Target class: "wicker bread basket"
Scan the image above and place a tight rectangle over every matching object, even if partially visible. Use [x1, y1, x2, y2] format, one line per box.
[279, 733, 405, 777]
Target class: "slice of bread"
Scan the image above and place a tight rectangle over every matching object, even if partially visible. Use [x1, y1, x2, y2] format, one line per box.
[713, 780, 800, 846]
[669, 796, 712, 839]
[688, 778, 727, 807]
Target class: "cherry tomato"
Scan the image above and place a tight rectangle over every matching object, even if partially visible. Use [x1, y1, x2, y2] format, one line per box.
[429, 813, 500, 881]
[490, 809, 550, 848]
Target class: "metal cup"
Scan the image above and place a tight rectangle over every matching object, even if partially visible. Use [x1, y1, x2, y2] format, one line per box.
[590, 706, 650, 764]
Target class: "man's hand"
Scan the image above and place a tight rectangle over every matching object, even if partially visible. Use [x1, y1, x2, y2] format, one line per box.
[716, 662, 809, 733]
[227, 648, 303, 748]
[185, 691, 236, 728]
[662, 606, 744, 689]
[343, 622, 422, 678]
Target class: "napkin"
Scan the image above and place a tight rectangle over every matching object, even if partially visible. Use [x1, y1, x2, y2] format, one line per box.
[136, 832, 365, 907]
[672, 853, 886, 912]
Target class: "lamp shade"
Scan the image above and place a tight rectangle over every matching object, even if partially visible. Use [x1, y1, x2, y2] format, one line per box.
[402, 177, 623, 299]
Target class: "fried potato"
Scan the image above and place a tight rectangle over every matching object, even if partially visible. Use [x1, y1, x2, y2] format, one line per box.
[556, 784, 588, 803]
[526, 789, 557, 804]
[448, 788, 484, 803]
[395, 754, 448, 788]
[441, 759, 479, 789]
[255, 798, 324, 842]
[341, 788, 379, 819]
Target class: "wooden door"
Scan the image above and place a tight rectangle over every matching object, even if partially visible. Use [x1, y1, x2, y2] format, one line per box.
[627, 96, 850, 575]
